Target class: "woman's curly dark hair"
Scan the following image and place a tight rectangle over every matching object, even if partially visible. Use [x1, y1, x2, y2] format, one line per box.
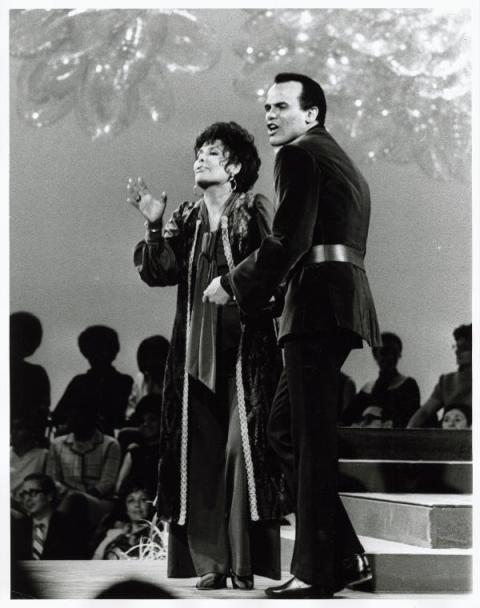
[194, 121, 261, 193]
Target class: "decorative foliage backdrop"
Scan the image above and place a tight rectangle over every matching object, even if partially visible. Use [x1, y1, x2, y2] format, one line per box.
[10, 8, 471, 181]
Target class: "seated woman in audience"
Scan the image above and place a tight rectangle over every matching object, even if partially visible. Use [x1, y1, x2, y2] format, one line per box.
[117, 336, 169, 454]
[93, 485, 156, 559]
[125, 335, 169, 421]
[116, 395, 161, 498]
[52, 325, 133, 436]
[10, 311, 50, 442]
[47, 403, 121, 529]
[441, 403, 471, 430]
[408, 324, 472, 428]
[341, 332, 420, 428]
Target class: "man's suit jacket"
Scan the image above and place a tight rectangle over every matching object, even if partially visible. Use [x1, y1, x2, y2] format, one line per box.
[11, 511, 88, 560]
[228, 124, 380, 347]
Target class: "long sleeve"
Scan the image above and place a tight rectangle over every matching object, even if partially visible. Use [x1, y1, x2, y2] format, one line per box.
[94, 439, 122, 497]
[133, 202, 191, 287]
[228, 145, 317, 315]
[46, 442, 64, 485]
[408, 376, 444, 427]
[393, 377, 421, 428]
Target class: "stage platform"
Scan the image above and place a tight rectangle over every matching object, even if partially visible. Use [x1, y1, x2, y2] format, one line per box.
[13, 558, 472, 600]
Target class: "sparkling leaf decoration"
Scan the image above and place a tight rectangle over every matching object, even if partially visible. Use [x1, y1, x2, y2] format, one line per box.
[11, 9, 221, 140]
[233, 8, 471, 181]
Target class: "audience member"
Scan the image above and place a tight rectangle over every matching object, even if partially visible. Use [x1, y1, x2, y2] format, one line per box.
[10, 418, 47, 510]
[10, 312, 50, 441]
[408, 324, 472, 428]
[342, 332, 420, 428]
[125, 335, 169, 421]
[116, 395, 161, 498]
[11, 473, 88, 560]
[441, 404, 471, 430]
[46, 404, 121, 528]
[52, 325, 133, 436]
[92, 485, 155, 559]
[338, 372, 356, 420]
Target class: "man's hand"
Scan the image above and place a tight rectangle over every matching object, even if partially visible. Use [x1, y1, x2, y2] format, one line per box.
[203, 277, 231, 306]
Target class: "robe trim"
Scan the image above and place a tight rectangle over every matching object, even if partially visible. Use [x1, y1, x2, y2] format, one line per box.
[178, 217, 201, 526]
[221, 215, 259, 521]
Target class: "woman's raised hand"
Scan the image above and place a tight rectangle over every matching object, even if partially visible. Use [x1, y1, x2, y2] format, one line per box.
[126, 176, 167, 224]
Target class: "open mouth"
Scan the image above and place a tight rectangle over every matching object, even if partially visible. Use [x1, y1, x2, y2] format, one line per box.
[267, 123, 279, 135]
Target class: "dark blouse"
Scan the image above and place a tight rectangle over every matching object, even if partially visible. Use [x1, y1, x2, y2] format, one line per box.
[341, 374, 420, 428]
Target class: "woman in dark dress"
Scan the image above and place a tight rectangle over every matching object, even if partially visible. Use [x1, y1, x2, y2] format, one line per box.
[341, 332, 420, 428]
[127, 122, 287, 591]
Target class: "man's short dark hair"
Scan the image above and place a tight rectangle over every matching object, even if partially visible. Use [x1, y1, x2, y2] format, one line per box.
[453, 323, 472, 345]
[23, 473, 58, 500]
[274, 73, 327, 125]
[194, 121, 260, 193]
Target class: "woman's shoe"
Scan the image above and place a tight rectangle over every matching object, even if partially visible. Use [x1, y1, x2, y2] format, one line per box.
[196, 573, 227, 590]
[231, 572, 254, 590]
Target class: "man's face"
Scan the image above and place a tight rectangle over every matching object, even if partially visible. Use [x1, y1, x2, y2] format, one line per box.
[20, 480, 53, 518]
[265, 81, 313, 147]
[454, 337, 471, 367]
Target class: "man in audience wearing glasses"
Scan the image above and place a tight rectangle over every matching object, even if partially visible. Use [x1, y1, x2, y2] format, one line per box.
[11, 473, 87, 560]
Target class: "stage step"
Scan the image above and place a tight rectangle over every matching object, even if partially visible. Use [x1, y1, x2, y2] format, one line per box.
[340, 493, 472, 548]
[339, 459, 472, 494]
[338, 428, 471, 461]
[280, 531, 472, 593]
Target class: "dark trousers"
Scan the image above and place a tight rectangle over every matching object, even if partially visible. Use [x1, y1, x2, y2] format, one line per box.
[168, 376, 280, 579]
[268, 332, 364, 586]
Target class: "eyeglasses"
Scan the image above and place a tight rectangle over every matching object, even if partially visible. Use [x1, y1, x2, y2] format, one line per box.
[19, 489, 45, 500]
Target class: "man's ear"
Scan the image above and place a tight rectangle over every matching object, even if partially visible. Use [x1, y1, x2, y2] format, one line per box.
[306, 106, 319, 124]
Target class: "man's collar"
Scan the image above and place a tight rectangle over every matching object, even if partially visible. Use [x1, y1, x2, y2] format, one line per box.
[32, 510, 53, 527]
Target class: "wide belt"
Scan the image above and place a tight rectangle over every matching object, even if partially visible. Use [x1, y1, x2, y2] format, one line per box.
[303, 244, 365, 270]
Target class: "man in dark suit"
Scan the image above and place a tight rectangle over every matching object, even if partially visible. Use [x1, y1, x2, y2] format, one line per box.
[11, 473, 88, 560]
[204, 73, 380, 598]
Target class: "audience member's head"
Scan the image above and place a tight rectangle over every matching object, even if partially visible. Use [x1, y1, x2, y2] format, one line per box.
[95, 579, 175, 599]
[117, 484, 154, 524]
[441, 404, 471, 429]
[453, 323, 472, 368]
[78, 325, 120, 369]
[11, 417, 39, 454]
[20, 474, 58, 518]
[137, 335, 170, 384]
[67, 404, 98, 440]
[372, 332, 402, 372]
[132, 395, 162, 443]
[10, 312, 43, 361]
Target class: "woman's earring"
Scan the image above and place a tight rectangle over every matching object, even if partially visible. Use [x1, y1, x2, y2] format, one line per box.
[229, 175, 237, 192]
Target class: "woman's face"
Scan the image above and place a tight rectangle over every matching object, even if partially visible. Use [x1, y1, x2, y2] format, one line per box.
[139, 412, 160, 440]
[125, 490, 150, 522]
[442, 408, 469, 429]
[194, 139, 237, 190]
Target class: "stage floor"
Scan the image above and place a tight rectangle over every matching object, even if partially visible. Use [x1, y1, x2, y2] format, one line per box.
[14, 560, 472, 600]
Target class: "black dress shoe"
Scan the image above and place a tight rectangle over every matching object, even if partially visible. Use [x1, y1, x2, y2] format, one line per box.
[265, 576, 333, 599]
[335, 553, 373, 592]
[231, 572, 254, 590]
[196, 573, 227, 590]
